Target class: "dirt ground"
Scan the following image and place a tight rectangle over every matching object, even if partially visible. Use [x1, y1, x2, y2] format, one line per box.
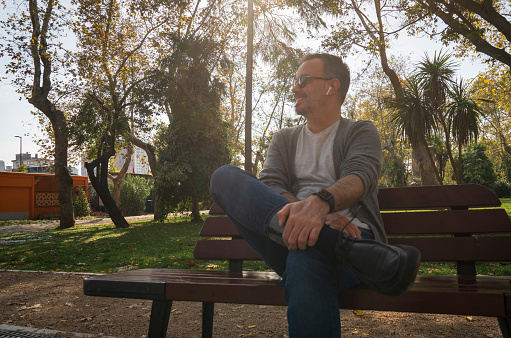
[0, 270, 503, 338]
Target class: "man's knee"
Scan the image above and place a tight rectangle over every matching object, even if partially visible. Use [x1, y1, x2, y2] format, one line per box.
[210, 165, 238, 195]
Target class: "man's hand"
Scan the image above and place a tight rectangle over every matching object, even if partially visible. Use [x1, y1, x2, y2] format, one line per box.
[325, 214, 361, 239]
[277, 195, 330, 250]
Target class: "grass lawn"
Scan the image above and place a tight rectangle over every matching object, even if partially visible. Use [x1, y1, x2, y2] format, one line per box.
[0, 216, 268, 273]
[1, 200, 510, 276]
[501, 198, 511, 218]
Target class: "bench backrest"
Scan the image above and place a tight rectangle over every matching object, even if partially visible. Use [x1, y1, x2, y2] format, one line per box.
[194, 184, 511, 275]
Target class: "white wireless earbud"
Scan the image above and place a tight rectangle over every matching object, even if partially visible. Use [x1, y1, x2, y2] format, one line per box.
[326, 86, 333, 95]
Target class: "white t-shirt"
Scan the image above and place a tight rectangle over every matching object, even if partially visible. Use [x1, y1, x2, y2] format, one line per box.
[295, 120, 369, 229]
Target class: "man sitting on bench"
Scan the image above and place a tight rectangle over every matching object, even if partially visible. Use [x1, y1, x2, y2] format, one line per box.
[210, 53, 421, 337]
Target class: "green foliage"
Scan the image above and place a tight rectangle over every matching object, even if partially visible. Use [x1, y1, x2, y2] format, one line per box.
[17, 164, 28, 173]
[380, 154, 408, 188]
[155, 47, 232, 221]
[120, 175, 153, 216]
[73, 188, 91, 218]
[459, 143, 497, 189]
[503, 152, 511, 184]
[494, 180, 511, 198]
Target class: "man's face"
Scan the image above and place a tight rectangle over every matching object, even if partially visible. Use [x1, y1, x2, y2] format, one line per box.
[292, 58, 330, 117]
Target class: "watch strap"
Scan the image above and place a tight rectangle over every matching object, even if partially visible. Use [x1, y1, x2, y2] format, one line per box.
[313, 189, 335, 213]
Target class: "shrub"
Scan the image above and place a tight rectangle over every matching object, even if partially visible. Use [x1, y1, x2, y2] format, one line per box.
[460, 143, 497, 190]
[73, 188, 91, 217]
[120, 175, 153, 216]
[494, 180, 511, 198]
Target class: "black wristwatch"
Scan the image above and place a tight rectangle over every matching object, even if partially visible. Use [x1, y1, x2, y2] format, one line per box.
[313, 189, 335, 213]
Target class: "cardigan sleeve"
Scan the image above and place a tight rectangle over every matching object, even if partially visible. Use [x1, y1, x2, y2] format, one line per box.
[259, 129, 294, 196]
[338, 120, 383, 201]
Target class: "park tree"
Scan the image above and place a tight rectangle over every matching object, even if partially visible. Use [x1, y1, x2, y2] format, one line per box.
[392, 51, 486, 185]
[1, 0, 75, 228]
[415, 50, 457, 184]
[471, 64, 511, 182]
[71, 0, 167, 227]
[446, 79, 486, 184]
[155, 46, 232, 221]
[392, 76, 439, 185]
[407, 0, 511, 70]
[140, 0, 246, 221]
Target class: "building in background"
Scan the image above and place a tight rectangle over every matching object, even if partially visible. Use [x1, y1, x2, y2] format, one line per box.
[79, 146, 152, 177]
[5, 152, 78, 174]
[11, 153, 52, 172]
[113, 146, 152, 176]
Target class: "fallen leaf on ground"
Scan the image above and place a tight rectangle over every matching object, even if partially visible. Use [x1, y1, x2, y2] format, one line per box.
[353, 310, 363, 316]
[18, 304, 42, 311]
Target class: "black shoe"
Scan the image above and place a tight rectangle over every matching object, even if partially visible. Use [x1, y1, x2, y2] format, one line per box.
[335, 233, 421, 296]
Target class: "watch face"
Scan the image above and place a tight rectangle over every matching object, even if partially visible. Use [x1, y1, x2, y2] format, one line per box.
[319, 189, 333, 200]
[315, 189, 335, 213]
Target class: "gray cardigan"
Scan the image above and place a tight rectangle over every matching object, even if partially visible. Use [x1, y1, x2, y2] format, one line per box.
[259, 117, 387, 243]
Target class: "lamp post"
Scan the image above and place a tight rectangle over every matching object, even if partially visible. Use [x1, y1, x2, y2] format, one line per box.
[245, 0, 253, 173]
[14, 135, 22, 168]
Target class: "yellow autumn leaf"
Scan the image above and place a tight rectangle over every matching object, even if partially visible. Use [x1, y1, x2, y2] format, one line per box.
[465, 316, 474, 321]
[248, 325, 256, 329]
[352, 330, 359, 334]
[236, 324, 244, 329]
[353, 310, 363, 316]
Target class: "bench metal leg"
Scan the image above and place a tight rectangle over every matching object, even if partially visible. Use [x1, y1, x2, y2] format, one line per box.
[499, 317, 511, 338]
[202, 302, 214, 338]
[148, 299, 173, 338]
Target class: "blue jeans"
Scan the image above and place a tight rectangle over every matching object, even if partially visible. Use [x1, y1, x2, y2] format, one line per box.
[210, 165, 374, 337]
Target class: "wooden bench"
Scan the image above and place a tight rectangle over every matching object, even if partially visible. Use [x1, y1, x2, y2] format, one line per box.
[84, 184, 511, 338]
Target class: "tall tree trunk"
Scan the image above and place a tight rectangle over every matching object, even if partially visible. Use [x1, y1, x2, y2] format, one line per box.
[413, 143, 440, 186]
[85, 144, 129, 228]
[191, 194, 200, 222]
[28, 0, 74, 228]
[458, 140, 464, 184]
[53, 119, 75, 229]
[130, 134, 160, 219]
[109, 144, 134, 209]
[442, 122, 460, 184]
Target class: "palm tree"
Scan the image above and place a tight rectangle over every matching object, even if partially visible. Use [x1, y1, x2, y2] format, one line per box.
[392, 76, 440, 185]
[416, 50, 458, 184]
[446, 79, 486, 184]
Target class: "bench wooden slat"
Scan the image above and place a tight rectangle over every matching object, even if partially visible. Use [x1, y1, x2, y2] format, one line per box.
[200, 217, 238, 237]
[378, 184, 501, 210]
[200, 209, 511, 238]
[209, 203, 225, 215]
[194, 239, 261, 261]
[388, 236, 511, 262]
[84, 269, 511, 317]
[194, 236, 511, 262]
[208, 184, 501, 213]
[382, 209, 511, 235]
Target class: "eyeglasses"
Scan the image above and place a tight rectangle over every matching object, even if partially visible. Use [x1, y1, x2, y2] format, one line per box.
[294, 75, 333, 88]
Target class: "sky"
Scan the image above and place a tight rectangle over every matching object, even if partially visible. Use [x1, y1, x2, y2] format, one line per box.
[0, 20, 487, 168]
